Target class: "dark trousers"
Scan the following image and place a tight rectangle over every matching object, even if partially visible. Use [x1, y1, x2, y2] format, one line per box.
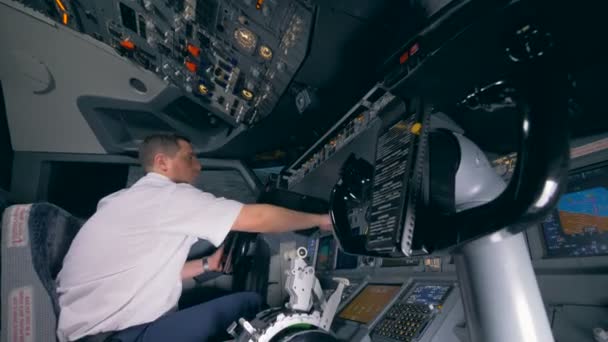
[109, 292, 262, 342]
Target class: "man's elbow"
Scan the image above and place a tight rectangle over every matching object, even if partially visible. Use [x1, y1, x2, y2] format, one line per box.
[232, 204, 268, 232]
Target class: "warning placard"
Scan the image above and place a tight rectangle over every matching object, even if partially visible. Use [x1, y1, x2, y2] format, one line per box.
[7, 205, 30, 248]
[9, 286, 34, 342]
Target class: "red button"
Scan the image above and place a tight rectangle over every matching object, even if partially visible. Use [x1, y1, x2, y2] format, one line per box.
[185, 61, 197, 73]
[399, 51, 409, 64]
[120, 40, 135, 50]
[187, 44, 200, 57]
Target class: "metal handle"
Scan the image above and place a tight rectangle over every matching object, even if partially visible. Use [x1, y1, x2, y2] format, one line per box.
[441, 48, 570, 243]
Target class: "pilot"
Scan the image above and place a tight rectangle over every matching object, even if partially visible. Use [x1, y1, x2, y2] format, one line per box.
[56, 133, 332, 342]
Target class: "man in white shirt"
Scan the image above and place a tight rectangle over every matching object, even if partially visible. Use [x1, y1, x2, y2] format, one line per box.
[56, 133, 332, 342]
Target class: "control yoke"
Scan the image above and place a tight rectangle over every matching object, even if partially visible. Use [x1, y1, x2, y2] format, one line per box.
[329, 38, 570, 257]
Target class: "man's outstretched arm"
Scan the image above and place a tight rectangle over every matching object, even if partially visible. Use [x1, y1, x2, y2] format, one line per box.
[181, 206, 331, 279]
[231, 204, 332, 233]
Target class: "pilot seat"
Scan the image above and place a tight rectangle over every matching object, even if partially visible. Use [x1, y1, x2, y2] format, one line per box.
[1, 203, 82, 341]
[0, 202, 270, 341]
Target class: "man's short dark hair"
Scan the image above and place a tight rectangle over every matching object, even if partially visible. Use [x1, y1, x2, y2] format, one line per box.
[138, 133, 192, 171]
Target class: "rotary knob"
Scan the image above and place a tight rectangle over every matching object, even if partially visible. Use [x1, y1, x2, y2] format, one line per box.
[297, 247, 308, 258]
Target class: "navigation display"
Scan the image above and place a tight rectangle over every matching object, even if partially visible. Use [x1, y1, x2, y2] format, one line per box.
[338, 284, 401, 324]
[405, 284, 451, 306]
[542, 163, 608, 257]
[316, 235, 336, 271]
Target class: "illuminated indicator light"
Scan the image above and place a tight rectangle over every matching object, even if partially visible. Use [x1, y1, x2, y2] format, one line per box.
[399, 51, 409, 64]
[410, 122, 422, 135]
[62, 12, 68, 25]
[234, 28, 257, 50]
[187, 44, 200, 57]
[241, 89, 254, 100]
[259, 45, 273, 60]
[409, 43, 420, 56]
[185, 61, 197, 73]
[55, 0, 66, 11]
[256, 0, 265, 10]
[120, 39, 135, 50]
[198, 84, 209, 95]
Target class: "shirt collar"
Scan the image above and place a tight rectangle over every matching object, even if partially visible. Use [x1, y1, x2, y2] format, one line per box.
[146, 172, 173, 183]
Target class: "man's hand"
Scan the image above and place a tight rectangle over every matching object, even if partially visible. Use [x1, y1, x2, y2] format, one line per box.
[205, 245, 225, 272]
[318, 214, 333, 232]
[181, 246, 225, 279]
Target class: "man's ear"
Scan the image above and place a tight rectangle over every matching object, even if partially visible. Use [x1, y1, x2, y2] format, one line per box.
[153, 153, 169, 172]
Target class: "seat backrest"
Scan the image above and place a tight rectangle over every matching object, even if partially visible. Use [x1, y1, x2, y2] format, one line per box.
[0, 188, 11, 328]
[29, 203, 84, 309]
[1, 203, 83, 342]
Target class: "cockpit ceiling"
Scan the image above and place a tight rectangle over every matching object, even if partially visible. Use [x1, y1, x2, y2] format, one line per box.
[0, 0, 432, 158]
[0, 1, 166, 154]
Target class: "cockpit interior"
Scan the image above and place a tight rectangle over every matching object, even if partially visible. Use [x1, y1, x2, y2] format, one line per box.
[1, 0, 607, 341]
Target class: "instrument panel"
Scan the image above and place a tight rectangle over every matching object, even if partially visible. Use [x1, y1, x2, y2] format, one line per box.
[308, 233, 450, 275]
[371, 283, 452, 342]
[333, 280, 456, 342]
[310, 233, 378, 273]
[338, 284, 402, 325]
[282, 84, 397, 188]
[41, 0, 313, 126]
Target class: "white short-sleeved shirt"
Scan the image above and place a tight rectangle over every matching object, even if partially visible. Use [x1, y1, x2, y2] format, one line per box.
[56, 172, 243, 341]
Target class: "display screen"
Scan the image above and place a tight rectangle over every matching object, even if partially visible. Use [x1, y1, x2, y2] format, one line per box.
[316, 235, 336, 271]
[405, 284, 451, 306]
[336, 249, 358, 269]
[338, 284, 401, 324]
[306, 238, 318, 264]
[542, 164, 608, 257]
